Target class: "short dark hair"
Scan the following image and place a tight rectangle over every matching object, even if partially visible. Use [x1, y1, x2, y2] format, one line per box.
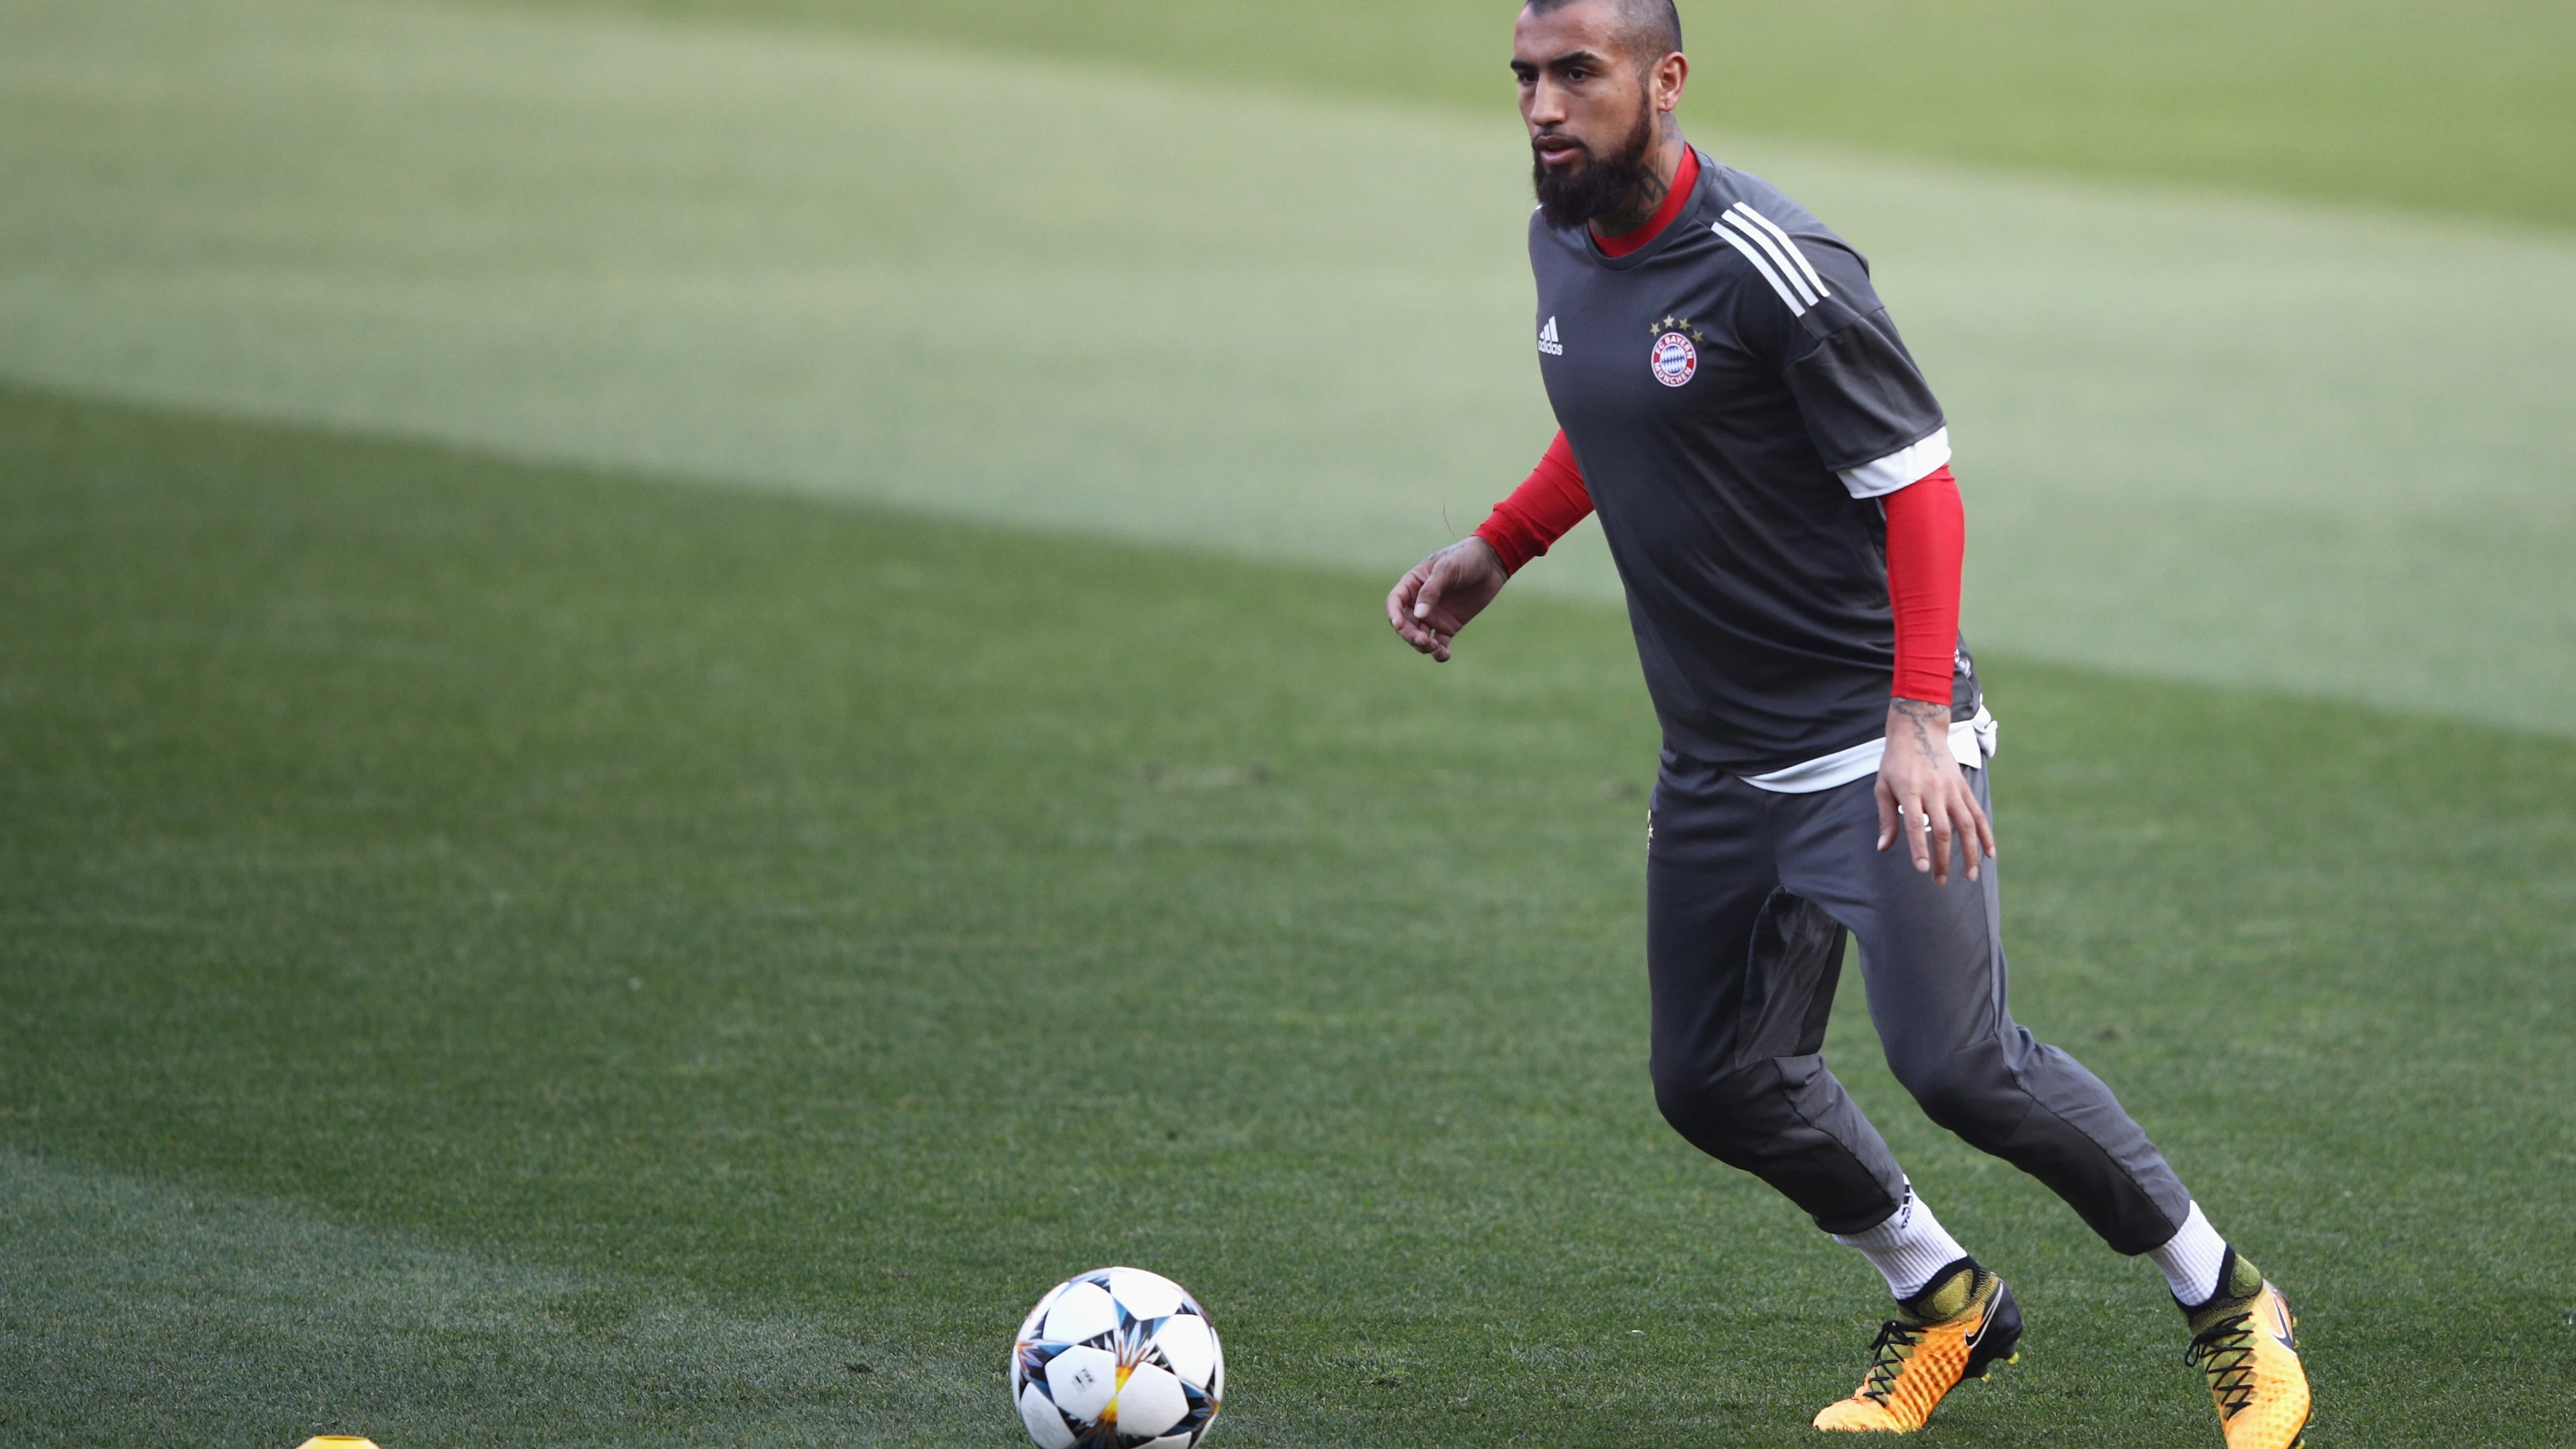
[1522, 0, 1684, 66]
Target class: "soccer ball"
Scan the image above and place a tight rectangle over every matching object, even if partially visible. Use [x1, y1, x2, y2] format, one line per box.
[1011, 1266, 1224, 1448]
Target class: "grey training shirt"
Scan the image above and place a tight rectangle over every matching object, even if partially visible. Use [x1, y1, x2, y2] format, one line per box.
[1531, 150, 1978, 776]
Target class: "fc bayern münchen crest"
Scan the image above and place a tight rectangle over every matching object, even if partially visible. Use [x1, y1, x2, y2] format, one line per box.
[1651, 331, 1697, 387]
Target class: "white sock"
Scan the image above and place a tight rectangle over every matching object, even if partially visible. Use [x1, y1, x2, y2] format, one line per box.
[1832, 1188, 1971, 1300]
[2148, 1202, 2231, 1304]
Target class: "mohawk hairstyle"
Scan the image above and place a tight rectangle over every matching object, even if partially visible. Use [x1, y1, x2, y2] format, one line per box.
[1522, 0, 1684, 66]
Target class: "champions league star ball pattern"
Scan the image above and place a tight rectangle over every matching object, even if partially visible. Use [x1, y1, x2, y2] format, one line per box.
[1012, 1268, 1224, 1448]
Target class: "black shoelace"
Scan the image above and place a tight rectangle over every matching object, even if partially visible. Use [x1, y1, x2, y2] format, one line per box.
[2184, 1312, 2258, 1418]
[1860, 1318, 1926, 1402]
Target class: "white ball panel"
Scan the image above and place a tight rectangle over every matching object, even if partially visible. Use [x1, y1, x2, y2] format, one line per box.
[1041, 1281, 1119, 1346]
[1209, 1331, 1225, 1400]
[1152, 1313, 1216, 1387]
[1107, 1266, 1186, 1321]
[1140, 1434, 1198, 1449]
[1017, 1281, 1068, 1346]
[1042, 1343, 1120, 1424]
[1112, 1363, 1189, 1439]
[1017, 1384, 1078, 1449]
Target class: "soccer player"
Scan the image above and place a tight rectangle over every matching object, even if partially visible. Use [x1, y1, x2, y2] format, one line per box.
[1384, 2, 2312, 1442]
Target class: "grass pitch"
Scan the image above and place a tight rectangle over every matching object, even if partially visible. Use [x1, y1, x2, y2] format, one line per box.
[9, 0, 2575, 734]
[3, 384, 2570, 1444]
[3, 0, 2572, 1442]
[517, 0, 2576, 232]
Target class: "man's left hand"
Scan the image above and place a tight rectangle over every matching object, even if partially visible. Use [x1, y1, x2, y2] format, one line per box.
[1874, 697, 1995, 885]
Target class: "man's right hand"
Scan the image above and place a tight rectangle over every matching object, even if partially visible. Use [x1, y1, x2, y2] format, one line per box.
[1386, 537, 1510, 663]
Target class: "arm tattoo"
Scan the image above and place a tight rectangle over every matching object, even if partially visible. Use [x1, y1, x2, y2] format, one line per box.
[1893, 697, 1947, 762]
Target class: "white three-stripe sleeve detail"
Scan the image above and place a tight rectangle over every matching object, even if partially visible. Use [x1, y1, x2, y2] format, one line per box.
[1719, 213, 1820, 308]
[1733, 205, 1830, 298]
[1712, 222, 1806, 316]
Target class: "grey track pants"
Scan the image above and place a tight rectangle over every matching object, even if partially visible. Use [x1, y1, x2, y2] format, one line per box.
[1645, 752, 2192, 1254]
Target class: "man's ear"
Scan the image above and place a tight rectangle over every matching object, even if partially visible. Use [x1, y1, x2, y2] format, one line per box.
[1654, 52, 1689, 112]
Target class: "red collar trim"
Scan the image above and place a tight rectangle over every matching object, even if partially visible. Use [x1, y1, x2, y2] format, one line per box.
[1592, 147, 1699, 258]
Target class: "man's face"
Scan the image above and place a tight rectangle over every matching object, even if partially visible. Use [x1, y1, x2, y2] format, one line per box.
[1512, 2, 1660, 228]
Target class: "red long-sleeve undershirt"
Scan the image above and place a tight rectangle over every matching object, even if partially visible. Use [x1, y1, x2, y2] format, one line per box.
[1880, 466, 1965, 705]
[1472, 444, 1965, 705]
[1473, 430, 1590, 573]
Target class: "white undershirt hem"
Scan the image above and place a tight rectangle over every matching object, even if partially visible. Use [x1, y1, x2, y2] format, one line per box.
[1836, 426, 1951, 499]
[1741, 705, 1996, 794]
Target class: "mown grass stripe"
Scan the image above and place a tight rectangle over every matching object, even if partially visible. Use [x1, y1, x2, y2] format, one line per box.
[5, 0, 2572, 733]
[498, 0, 2576, 234]
[0, 1149, 987, 1445]
[3, 381, 2569, 1445]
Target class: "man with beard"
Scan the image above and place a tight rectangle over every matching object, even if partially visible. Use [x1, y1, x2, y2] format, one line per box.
[1382, 1, 2312, 1443]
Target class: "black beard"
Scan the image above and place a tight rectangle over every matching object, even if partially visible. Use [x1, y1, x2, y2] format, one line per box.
[1532, 98, 1660, 231]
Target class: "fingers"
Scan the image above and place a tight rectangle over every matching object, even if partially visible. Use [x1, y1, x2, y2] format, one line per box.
[1412, 568, 1447, 626]
[1952, 790, 1993, 882]
[1902, 791, 1933, 876]
[1918, 782, 1994, 885]
[1388, 547, 1494, 663]
[1384, 571, 1418, 635]
[1874, 755, 1938, 875]
[1874, 732, 1996, 886]
[1924, 792, 1953, 883]
[1393, 614, 1451, 659]
[1385, 562, 1451, 660]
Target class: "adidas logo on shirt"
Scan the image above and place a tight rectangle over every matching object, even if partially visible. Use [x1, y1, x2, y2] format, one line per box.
[1538, 316, 1564, 355]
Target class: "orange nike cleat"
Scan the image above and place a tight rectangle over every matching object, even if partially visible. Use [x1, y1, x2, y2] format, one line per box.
[2182, 1250, 2312, 1448]
[1813, 1258, 2021, 1433]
